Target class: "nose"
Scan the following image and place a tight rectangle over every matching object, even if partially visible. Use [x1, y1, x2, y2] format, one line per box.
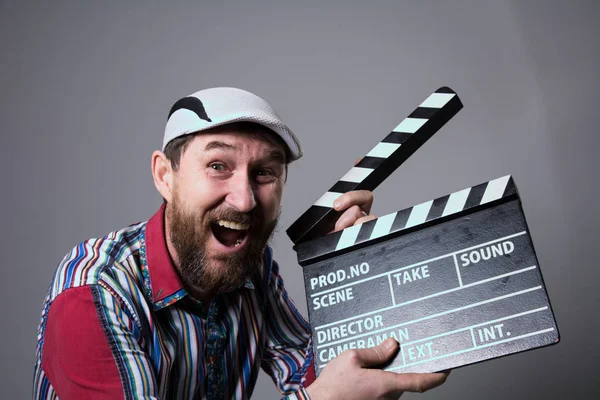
[225, 172, 257, 213]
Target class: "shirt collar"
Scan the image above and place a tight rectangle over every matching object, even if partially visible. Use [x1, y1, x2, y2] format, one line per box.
[141, 204, 255, 311]
[142, 203, 186, 309]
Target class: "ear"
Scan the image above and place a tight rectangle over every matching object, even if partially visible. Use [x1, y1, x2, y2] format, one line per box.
[152, 150, 174, 202]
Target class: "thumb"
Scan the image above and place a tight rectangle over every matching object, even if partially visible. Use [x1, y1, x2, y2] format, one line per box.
[354, 338, 399, 368]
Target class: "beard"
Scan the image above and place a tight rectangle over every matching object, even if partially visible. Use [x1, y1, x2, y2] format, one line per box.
[167, 192, 279, 298]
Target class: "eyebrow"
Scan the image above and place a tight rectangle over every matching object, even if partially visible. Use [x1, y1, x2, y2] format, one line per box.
[204, 141, 238, 152]
[265, 149, 287, 165]
[204, 141, 287, 164]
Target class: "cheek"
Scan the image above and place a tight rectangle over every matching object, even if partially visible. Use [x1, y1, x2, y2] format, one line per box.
[257, 184, 283, 218]
[180, 174, 226, 210]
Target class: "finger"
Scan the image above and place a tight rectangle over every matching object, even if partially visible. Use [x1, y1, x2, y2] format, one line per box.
[350, 338, 399, 367]
[331, 208, 377, 233]
[333, 190, 374, 214]
[390, 371, 450, 393]
[332, 205, 364, 232]
[354, 213, 377, 225]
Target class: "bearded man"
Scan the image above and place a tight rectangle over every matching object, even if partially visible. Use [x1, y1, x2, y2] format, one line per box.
[33, 87, 449, 399]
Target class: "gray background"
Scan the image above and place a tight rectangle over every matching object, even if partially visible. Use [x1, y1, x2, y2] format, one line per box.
[1, 0, 598, 398]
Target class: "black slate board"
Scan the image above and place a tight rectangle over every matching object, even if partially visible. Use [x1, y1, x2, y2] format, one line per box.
[299, 197, 560, 375]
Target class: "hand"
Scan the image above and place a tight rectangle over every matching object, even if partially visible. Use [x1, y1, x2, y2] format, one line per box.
[305, 338, 450, 400]
[330, 158, 377, 233]
[330, 190, 376, 233]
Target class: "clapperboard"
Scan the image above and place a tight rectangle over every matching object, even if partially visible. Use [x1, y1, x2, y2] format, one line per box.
[287, 87, 560, 375]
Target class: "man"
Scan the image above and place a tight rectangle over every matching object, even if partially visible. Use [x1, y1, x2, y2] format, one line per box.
[33, 87, 449, 399]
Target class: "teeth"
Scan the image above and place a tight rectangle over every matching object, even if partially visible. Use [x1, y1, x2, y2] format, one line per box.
[234, 238, 243, 247]
[217, 220, 249, 230]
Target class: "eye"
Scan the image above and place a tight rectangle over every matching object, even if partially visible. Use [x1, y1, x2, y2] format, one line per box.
[256, 169, 272, 176]
[255, 168, 279, 183]
[209, 162, 226, 171]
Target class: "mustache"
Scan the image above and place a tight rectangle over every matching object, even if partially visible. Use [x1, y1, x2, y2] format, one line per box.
[206, 207, 258, 226]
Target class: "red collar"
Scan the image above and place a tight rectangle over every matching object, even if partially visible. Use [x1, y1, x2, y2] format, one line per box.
[144, 203, 186, 307]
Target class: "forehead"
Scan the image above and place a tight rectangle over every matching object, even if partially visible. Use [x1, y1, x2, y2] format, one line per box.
[186, 125, 287, 157]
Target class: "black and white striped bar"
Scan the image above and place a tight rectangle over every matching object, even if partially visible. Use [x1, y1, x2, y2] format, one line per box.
[286, 87, 463, 245]
[298, 176, 560, 376]
[296, 175, 517, 266]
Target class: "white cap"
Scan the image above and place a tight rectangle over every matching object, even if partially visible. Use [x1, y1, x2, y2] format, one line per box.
[163, 87, 302, 161]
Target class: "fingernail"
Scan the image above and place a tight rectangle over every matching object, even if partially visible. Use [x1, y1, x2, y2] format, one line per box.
[333, 200, 341, 209]
[383, 338, 396, 350]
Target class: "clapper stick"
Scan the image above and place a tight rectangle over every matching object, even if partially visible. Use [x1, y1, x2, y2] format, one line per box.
[286, 87, 463, 245]
[295, 175, 518, 266]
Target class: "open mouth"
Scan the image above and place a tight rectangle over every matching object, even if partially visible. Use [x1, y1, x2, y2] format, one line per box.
[211, 219, 250, 248]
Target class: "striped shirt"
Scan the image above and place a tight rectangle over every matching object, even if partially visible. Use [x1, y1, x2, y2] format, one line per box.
[33, 204, 315, 399]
